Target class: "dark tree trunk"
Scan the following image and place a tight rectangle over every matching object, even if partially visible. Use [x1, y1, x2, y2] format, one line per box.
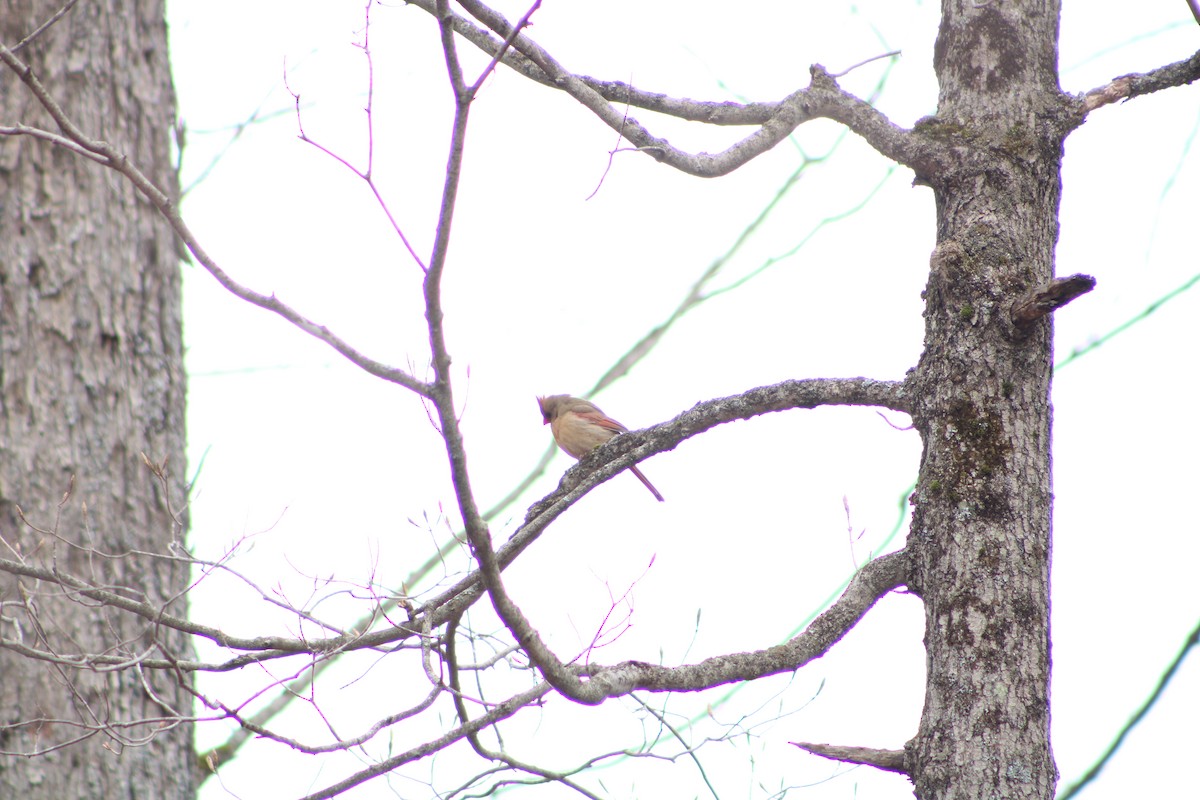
[0, 1, 194, 796]
[907, 2, 1068, 798]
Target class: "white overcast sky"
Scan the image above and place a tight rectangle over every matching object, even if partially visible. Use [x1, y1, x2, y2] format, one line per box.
[164, 1, 1199, 798]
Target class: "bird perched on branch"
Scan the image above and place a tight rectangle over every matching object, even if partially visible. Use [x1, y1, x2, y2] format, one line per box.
[536, 394, 664, 502]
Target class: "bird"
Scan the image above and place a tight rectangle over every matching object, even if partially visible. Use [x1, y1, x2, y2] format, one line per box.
[536, 394, 664, 502]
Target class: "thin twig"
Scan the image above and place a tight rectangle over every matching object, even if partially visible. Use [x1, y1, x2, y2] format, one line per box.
[830, 49, 901, 79]
[7, 0, 81, 53]
[1057, 617, 1200, 800]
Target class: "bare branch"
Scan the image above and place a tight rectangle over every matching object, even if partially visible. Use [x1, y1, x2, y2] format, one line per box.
[537, 377, 913, 509]
[443, 615, 607, 799]
[471, 546, 909, 706]
[0, 710, 195, 758]
[636, 698, 723, 798]
[829, 50, 903, 79]
[395, 0, 831, 126]
[297, 682, 552, 800]
[7, 0, 82, 53]
[285, 3, 430, 273]
[465, 0, 542, 96]
[1011, 273, 1097, 327]
[1078, 48, 1200, 115]
[419, 0, 511, 616]
[0, 122, 109, 162]
[0, 554, 401, 663]
[586, 550, 910, 698]
[791, 741, 908, 774]
[408, 0, 933, 177]
[193, 677, 445, 761]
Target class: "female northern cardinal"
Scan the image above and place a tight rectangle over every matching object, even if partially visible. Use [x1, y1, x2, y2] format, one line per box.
[537, 394, 664, 502]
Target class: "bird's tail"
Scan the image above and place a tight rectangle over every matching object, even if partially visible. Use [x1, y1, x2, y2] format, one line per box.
[630, 465, 664, 502]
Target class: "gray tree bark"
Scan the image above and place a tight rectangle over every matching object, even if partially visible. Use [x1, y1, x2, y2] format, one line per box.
[0, 1, 194, 796]
[907, 2, 1066, 797]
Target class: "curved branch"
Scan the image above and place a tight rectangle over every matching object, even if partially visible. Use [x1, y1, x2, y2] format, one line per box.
[537, 377, 913, 509]
[406, 0, 774, 124]
[7, 0, 83, 54]
[567, 550, 909, 703]
[407, 0, 932, 177]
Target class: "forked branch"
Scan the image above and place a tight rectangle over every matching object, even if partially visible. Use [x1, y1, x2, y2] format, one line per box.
[407, 0, 936, 177]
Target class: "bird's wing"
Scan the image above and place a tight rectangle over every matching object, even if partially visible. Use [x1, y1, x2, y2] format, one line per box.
[575, 409, 628, 433]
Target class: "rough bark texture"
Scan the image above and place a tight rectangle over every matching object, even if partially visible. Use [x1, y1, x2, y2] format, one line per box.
[0, 1, 194, 796]
[906, 2, 1068, 798]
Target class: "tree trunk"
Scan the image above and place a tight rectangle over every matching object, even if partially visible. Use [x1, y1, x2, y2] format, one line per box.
[907, 3, 1066, 798]
[0, 1, 194, 796]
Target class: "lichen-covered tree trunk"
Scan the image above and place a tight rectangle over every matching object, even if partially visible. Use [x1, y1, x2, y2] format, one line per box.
[907, 3, 1068, 798]
[0, 1, 194, 796]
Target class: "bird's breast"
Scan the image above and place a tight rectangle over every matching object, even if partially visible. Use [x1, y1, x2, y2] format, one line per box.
[553, 412, 616, 459]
